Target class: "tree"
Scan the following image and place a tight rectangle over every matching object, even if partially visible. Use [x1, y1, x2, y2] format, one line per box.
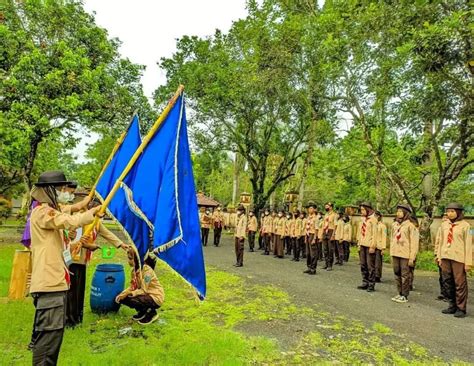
[0, 0, 151, 194]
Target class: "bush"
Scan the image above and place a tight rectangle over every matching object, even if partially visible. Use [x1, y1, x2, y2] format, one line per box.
[0, 198, 12, 223]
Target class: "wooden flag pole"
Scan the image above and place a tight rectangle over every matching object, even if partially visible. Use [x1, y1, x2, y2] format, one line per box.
[87, 110, 139, 199]
[82, 85, 184, 237]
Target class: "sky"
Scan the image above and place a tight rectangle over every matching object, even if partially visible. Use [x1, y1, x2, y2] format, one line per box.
[72, 0, 249, 161]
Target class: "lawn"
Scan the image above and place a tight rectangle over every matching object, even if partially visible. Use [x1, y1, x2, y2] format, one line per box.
[0, 240, 455, 365]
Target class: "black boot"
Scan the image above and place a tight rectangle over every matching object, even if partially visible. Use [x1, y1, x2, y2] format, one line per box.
[442, 305, 457, 314]
[453, 309, 466, 318]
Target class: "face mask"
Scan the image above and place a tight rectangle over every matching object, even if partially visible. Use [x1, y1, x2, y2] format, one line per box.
[56, 190, 70, 204]
[249, 213, 254, 216]
[278, 213, 283, 217]
[286, 215, 291, 219]
[325, 207, 329, 212]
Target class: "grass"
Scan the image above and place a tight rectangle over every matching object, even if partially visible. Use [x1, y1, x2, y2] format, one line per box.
[0, 240, 451, 365]
[383, 251, 438, 272]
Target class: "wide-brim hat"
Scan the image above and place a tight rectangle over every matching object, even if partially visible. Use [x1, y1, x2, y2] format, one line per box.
[397, 203, 412, 213]
[67, 181, 78, 188]
[359, 201, 373, 210]
[446, 202, 464, 211]
[306, 201, 317, 209]
[35, 171, 71, 187]
[237, 204, 246, 212]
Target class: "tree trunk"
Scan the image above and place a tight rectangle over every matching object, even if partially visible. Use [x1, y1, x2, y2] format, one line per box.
[232, 153, 240, 205]
[375, 164, 382, 210]
[419, 120, 434, 250]
[21, 135, 42, 215]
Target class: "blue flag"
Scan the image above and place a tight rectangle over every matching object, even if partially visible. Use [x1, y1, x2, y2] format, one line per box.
[123, 95, 206, 299]
[95, 115, 152, 257]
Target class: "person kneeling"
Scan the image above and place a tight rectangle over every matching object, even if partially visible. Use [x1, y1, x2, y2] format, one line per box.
[116, 250, 164, 325]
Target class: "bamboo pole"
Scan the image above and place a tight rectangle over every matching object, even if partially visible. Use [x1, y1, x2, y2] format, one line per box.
[79, 85, 185, 242]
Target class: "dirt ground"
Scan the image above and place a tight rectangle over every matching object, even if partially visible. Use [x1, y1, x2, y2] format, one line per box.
[203, 235, 474, 363]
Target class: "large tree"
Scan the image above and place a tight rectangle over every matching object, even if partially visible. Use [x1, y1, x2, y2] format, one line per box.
[0, 0, 151, 194]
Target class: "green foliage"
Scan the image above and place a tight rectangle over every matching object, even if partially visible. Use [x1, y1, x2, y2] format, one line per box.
[0, 0, 152, 193]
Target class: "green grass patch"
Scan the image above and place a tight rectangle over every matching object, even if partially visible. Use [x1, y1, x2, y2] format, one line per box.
[383, 250, 438, 272]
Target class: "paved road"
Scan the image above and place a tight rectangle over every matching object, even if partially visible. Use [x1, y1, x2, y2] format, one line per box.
[203, 236, 474, 363]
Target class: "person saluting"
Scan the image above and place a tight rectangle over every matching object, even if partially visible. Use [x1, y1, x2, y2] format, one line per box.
[29, 171, 102, 365]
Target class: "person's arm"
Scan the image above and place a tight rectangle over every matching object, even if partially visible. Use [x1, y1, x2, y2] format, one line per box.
[369, 219, 377, 253]
[434, 226, 442, 263]
[380, 224, 387, 251]
[38, 206, 99, 230]
[463, 224, 472, 270]
[98, 222, 129, 250]
[68, 196, 92, 213]
[408, 225, 419, 267]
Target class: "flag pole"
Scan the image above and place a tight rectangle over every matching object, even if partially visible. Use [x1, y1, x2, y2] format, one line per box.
[83, 85, 184, 235]
[87, 110, 139, 199]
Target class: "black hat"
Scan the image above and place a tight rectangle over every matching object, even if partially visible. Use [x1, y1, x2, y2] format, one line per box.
[374, 210, 382, 216]
[359, 202, 373, 209]
[325, 202, 334, 207]
[67, 181, 78, 188]
[35, 171, 71, 187]
[237, 204, 245, 212]
[306, 201, 317, 209]
[446, 202, 464, 211]
[397, 203, 413, 213]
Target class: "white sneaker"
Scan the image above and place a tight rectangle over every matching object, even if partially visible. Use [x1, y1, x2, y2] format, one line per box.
[395, 295, 408, 303]
[391, 295, 401, 302]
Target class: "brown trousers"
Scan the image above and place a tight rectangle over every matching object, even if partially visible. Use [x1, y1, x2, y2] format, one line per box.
[264, 233, 271, 254]
[359, 246, 376, 288]
[441, 259, 468, 312]
[375, 249, 383, 280]
[274, 235, 284, 257]
[234, 237, 244, 265]
[392, 256, 411, 297]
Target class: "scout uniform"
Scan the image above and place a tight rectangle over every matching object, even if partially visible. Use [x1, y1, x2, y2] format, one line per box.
[334, 216, 345, 265]
[390, 204, 419, 302]
[29, 171, 97, 365]
[66, 219, 125, 327]
[200, 210, 212, 246]
[293, 214, 305, 261]
[375, 214, 387, 282]
[434, 216, 449, 300]
[234, 206, 247, 267]
[270, 212, 277, 252]
[285, 214, 295, 255]
[341, 217, 352, 262]
[437, 203, 472, 317]
[262, 211, 272, 255]
[316, 213, 324, 260]
[247, 212, 258, 252]
[322, 205, 337, 270]
[304, 207, 318, 274]
[274, 213, 286, 258]
[212, 208, 224, 246]
[357, 202, 378, 291]
[301, 214, 308, 258]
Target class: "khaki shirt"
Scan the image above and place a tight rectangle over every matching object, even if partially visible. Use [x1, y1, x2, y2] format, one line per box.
[275, 217, 286, 236]
[212, 211, 224, 228]
[235, 214, 247, 239]
[200, 213, 212, 229]
[357, 214, 378, 249]
[30, 204, 95, 293]
[317, 215, 324, 240]
[376, 221, 387, 250]
[390, 220, 419, 261]
[125, 265, 165, 305]
[322, 211, 337, 233]
[294, 218, 304, 237]
[334, 218, 344, 241]
[270, 216, 277, 234]
[436, 220, 472, 266]
[305, 214, 317, 235]
[262, 215, 272, 234]
[342, 222, 352, 242]
[247, 215, 258, 232]
[285, 218, 294, 237]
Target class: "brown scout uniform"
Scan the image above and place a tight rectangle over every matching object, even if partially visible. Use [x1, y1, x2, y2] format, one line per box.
[322, 210, 337, 269]
[212, 210, 225, 246]
[262, 214, 273, 255]
[274, 216, 286, 257]
[305, 214, 318, 272]
[437, 219, 471, 313]
[390, 220, 419, 298]
[357, 214, 378, 289]
[342, 221, 352, 262]
[234, 214, 247, 266]
[374, 221, 387, 281]
[247, 215, 258, 251]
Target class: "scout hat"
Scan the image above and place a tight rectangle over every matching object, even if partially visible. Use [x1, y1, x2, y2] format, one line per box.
[397, 203, 412, 213]
[237, 204, 246, 213]
[359, 201, 373, 209]
[67, 181, 78, 188]
[446, 202, 464, 210]
[306, 201, 317, 209]
[35, 170, 71, 187]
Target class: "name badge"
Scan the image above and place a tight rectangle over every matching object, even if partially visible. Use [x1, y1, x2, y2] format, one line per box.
[63, 248, 73, 267]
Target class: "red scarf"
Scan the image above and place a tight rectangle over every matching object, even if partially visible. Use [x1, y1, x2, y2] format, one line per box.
[361, 219, 367, 238]
[447, 223, 456, 246]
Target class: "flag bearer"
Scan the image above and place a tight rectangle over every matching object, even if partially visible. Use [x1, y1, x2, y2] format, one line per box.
[390, 204, 419, 303]
[374, 210, 387, 282]
[437, 203, 472, 318]
[357, 202, 378, 292]
[234, 205, 247, 267]
[247, 208, 258, 252]
[29, 171, 101, 365]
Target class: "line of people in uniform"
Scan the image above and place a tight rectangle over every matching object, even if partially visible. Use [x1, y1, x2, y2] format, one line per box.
[201, 200, 472, 318]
